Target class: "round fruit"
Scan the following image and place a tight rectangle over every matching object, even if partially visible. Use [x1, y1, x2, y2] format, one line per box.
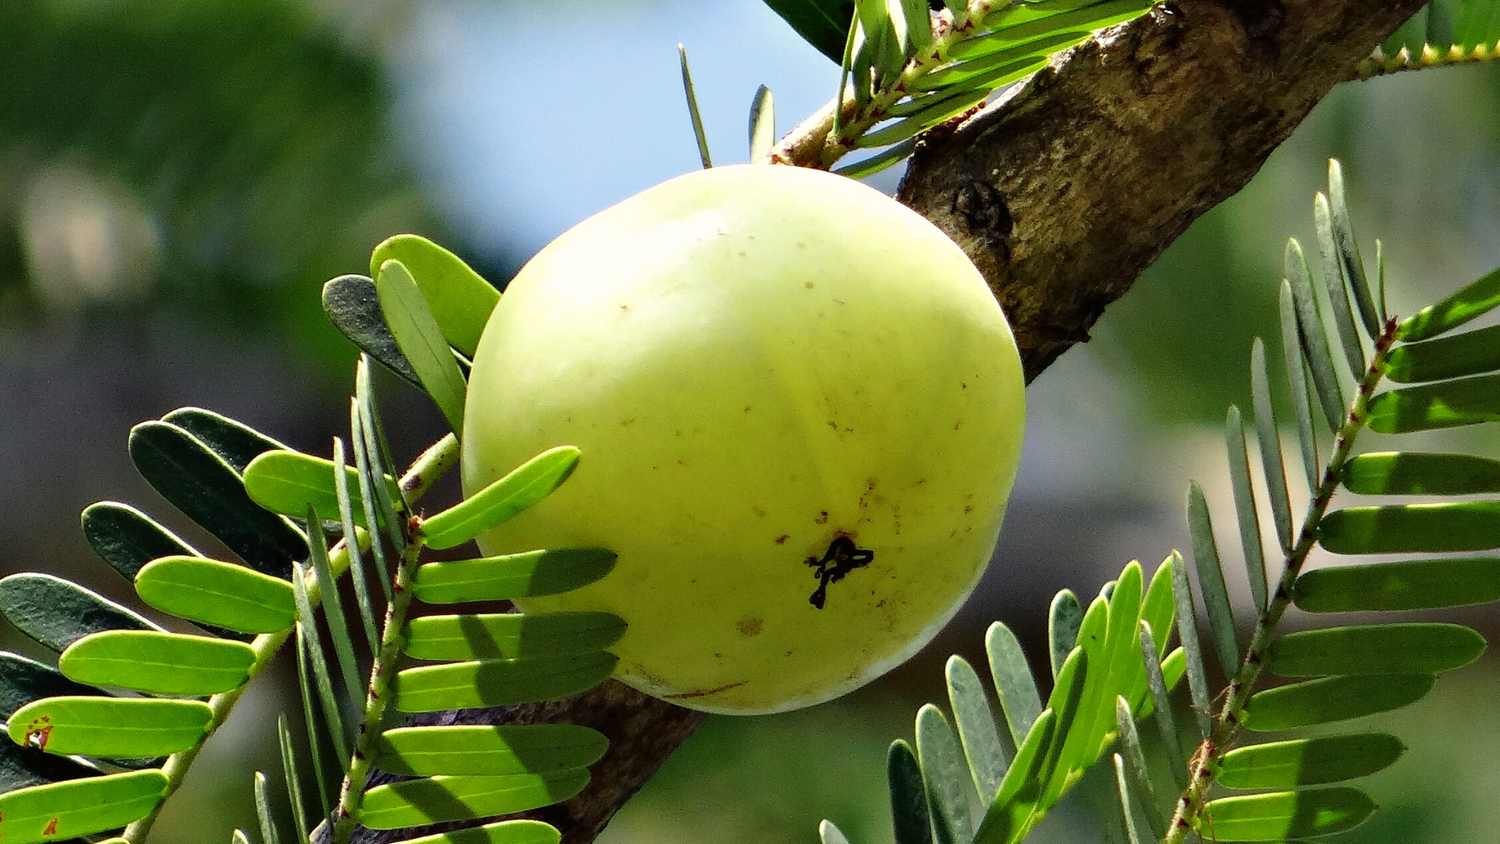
[461, 164, 1025, 714]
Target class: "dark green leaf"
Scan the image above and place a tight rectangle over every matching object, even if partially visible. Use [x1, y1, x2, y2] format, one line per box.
[135, 556, 295, 634]
[59, 631, 256, 695]
[946, 655, 1009, 801]
[1387, 323, 1500, 383]
[413, 548, 617, 604]
[1112, 698, 1163, 840]
[1314, 192, 1368, 375]
[985, 622, 1042, 748]
[291, 565, 350, 764]
[254, 771, 282, 844]
[333, 437, 381, 651]
[419, 447, 580, 550]
[323, 274, 422, 387]
[1366, 372, 1500, 433]
[1200, 787, 1375, 840]
[386, 820, 561, 844]
[1294, 556, 1500, 612]
[1186, 484, 1238, 677]
[1285, 238, 1347, 428]
[242, 450, 398, 530]
[1112, 754, 1154, 844]
[678, 44, 713, 169]
[1319, 501, 1500, 554]
[0, 573, 160, 652]
[377, 259, 468, 433]
[0, 770, 167, 844]
[1251, 340, 1294, 553]
[305, 512, 364, 720]
[1169, 553, 1212, 737]
[129, 421, 307, 579]
[0, 653, 104, 722]
[375, 724, 607, 778]
[1280, 281, 1322, 490]
[1217, 733, 1405, 789]
[832, 137, 922, 179]
[916, 705, 974, 844]
[1241, 673, 1435, 731]
[1225, 405, 1268, 612]
[160, 407, 288, 474]
[1266, 623, 1485, 677]
[350, 384, 400, 594]
[402, 612, 626, 662]
[278, 713, 315, 841]
[0, 738, 97, 793]
[358, 770, 589, 830]
[888, 739, 932, 844]
[760, 0, 855, 63]
[1047, 590, 1082, 680]
[370, 234, 498, 357]
[1327, 160, 1380, 340]
[1138, 624, 1187, 790]
[7, 696, 212, 758]
[1398, 263, 1500, 341]
[1343, 451, 1500, 495]
[393, 654, 618, 713]
[81, 501, 201, 583]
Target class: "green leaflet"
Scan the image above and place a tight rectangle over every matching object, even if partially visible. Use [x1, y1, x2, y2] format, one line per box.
[135, 556, 296, 634]
[243, 450, 400, 529]
[59, 630, 256, 696]
[419, 446, 581, 550]
[1343, 451, 1500, 495]
[323, 274, 423, 387]
[888, 739, 932, 844]
[161, 407, 289, 474]
[384, 819, 561, 844]
[1314, 192, 1368, 376]
[1397, 263, 1500, 341]
[1139, 628, 1187, 790]
[0, 737, 98, 793]
[1326, 160, 1380, 340]
[1112, 754, 1152, 844]
[358, 770, 590, 830]
[1216, 733, 1405, 789]
[749, 85, 776, 161]
[915, 705, 973, 844]
[971, 708, 1056, 844]
[946, 655, 1008, 801]
[376, 258, 469, 433]
[821, 819, 853, 844]
[375, 724, 608, 777]
[1266, 623, 1486, 677]
[1365, 372, 1500, 433]
[128, 420, 308, 579]
[1250, 340, 1294, 554]
[1293, 556, 1500, 612]
[1169, 552, 1212, 738]
[1241, 674, 1435, 731]
[254, 771, 282, 844]
[1280, 280, 1322, 490]
[0, 573, 161, 652]
[1112, 699, 1162, 840]
[0, 653, 103, 721]
[0, 769, 168, 844]
[1285, 238, 1348, 429]
[1037, 643, 1091, 808]
[81, 501, 202, 583]
[1319, 501, 1500, 554]
[371, 234, 499, 357]
[1387, 322, 1500, 382]
[393, 653, 618, 712]
[1199, 787, 1376, 840]
[760, 0, 855, 63]
[7, 696, 213, 758]
[413, 548, 617, 603]
[402, 612, 626, 661]
[986, 622, 1042, 747]
[1186, 483, 1239, 677]
[1047, 590, 1082, 680]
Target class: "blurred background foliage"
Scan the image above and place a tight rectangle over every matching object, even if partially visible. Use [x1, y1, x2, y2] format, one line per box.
[0, 1, 1498, 843]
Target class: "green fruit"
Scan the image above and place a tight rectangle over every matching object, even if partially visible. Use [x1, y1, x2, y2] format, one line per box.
[462, 164, 1025, 714]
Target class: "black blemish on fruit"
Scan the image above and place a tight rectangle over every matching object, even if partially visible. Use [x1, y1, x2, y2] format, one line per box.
[806, 535, 875, 609]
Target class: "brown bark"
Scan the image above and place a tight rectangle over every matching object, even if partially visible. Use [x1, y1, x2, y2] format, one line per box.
[345, 1, 1425, 842]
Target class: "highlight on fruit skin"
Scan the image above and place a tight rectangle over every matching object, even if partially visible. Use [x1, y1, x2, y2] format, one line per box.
[461, 163, 1026, 714]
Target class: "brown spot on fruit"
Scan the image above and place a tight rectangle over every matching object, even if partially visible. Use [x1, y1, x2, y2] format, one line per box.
[775, 534, 789, 544]
[815, 511, 829, 524]
[737, 616, 763, 636]
[804, 281, 815, 289]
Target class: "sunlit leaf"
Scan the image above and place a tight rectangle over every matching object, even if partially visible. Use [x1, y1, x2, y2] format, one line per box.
[305, 512, 364, 721]
[0, 769, 167, 844]
[970, 708, 1056, 844]
[1217, 733, 1404, 789]
[254, 771, 282, 844]
[371, 234, 498, 357]
[820, 820, 853, 844]
[81, 502, 202, 583]
[1366, 371, 1500, 432]
[419, 447, 580, 550]
[1266, 623, 1485, 677]
[393, 653, 618, 713]
[135, 556, 295, 634]
[1343, 451, 1500, 495]
[1387, 323, 1500, 383]
[402, 612, 626, 662]
[7, 696, 212, 758]
[375, 724, 607, 778]
[59, 630, 256, 696]
[0, 573, 160, 652]
[376, 258, 468, 432]
[358, 770, 590, 830]
[1293, 556, 1500, 612]
[0, 653, 101, 723]
[413, 548, 617, 604]
[749, 85, 776, 161]
[1200, 787, 1375, 840]
[1397, 263, 1500, 341]
[243, 450, 398, 529]
[1241, 673, 1435, 731]
[1112, 754, 1153, 844]
[1319, 501, 1500, 554]
[385, 819, 562, 844]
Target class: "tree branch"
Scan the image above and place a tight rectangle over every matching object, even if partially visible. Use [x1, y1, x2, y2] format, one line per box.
[345, 1, 1426, 841]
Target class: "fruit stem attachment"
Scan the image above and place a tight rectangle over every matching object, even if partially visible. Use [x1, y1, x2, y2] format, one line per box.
[1163, 319, 1398, 844]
